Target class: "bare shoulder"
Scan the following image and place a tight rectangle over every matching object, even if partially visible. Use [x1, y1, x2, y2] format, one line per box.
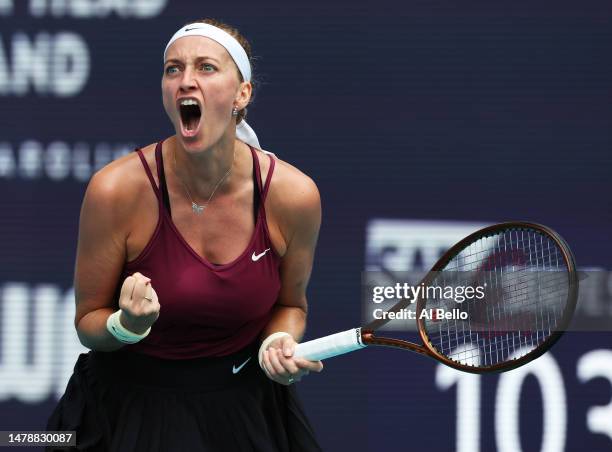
[265, 153, 320, 216]
[263, 152, 321, 246]
[83, 143, 156, 221]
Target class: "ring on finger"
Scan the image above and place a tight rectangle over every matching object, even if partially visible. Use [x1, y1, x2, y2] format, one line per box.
[143, 296, 153, 302]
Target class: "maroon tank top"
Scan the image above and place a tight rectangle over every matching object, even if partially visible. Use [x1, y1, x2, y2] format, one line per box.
[121, 140, 281, 359]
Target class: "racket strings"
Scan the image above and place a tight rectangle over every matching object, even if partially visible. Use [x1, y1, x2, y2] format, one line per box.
[423, 228, 569, 368]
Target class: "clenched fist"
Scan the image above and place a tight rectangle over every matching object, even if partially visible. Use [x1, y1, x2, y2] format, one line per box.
[117, 272, 160, 335]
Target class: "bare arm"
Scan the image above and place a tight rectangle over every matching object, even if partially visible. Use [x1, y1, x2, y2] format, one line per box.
[260, 168, 324, 383]
[262, 172, 321, 340]
[74, 170, 130, 350]
[74, 166, 159, 350]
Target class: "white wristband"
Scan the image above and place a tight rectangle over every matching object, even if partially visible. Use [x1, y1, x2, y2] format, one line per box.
[106, 310, 151, 344]
[258, 332, 292, 369]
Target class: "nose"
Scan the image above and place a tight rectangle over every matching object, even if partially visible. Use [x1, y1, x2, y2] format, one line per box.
[179, 66, 197, 92]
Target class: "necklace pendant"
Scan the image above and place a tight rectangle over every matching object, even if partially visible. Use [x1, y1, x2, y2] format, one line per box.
[192, 202, 205, 215]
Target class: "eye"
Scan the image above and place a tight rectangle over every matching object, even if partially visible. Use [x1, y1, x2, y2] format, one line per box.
[200, 63, 216, 72]
[165, 65, 179, 75]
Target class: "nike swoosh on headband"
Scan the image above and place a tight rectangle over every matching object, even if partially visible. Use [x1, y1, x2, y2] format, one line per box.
[232, 357, 251, 374]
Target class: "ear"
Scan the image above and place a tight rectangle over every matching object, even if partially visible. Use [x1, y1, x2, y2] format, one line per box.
[234, 81, 252, 111]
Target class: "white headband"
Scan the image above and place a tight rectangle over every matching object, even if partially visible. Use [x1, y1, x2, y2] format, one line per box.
[164, 23, 251, 82]
[163, 23, 260, 149]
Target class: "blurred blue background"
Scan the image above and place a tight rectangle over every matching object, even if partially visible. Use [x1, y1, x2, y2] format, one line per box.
[0, 1, 611, 450]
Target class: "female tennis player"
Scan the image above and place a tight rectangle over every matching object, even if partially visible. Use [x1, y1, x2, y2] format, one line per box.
[47, 18, 323, 451]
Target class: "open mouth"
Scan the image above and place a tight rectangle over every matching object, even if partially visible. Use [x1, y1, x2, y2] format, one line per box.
[178, 99, 202, 136]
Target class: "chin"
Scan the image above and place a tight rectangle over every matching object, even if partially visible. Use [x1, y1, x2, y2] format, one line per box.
[175, 127, 223, 153]
[176, 134, 206, 152]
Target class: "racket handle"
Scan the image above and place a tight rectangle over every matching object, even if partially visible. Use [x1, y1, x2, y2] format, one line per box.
[294, 328, 366, 361]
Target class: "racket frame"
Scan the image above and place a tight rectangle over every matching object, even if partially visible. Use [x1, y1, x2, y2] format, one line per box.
[360, 221, 578, 373]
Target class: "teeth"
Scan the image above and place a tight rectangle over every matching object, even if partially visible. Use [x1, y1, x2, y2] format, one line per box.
[180, 99, 198, 106]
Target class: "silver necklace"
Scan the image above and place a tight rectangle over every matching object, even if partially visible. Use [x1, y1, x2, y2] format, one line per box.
[173, 147, 235, 215]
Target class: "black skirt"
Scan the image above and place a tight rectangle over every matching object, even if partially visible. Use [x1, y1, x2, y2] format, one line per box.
[46, 342, 322, 452]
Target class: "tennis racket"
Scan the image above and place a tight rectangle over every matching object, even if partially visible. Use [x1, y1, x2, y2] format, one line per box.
[294, 222, 578, 373]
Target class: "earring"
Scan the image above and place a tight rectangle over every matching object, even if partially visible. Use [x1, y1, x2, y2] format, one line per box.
[231, 106, 238, 116]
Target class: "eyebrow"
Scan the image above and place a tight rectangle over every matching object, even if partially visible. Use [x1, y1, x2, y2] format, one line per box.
[164, 56, 222, 66]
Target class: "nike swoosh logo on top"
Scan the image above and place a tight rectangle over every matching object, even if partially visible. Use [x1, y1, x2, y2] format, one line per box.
[232, 357, 251, 374]
[251, 248, 271, 261]
[184, 27, 200, 32]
